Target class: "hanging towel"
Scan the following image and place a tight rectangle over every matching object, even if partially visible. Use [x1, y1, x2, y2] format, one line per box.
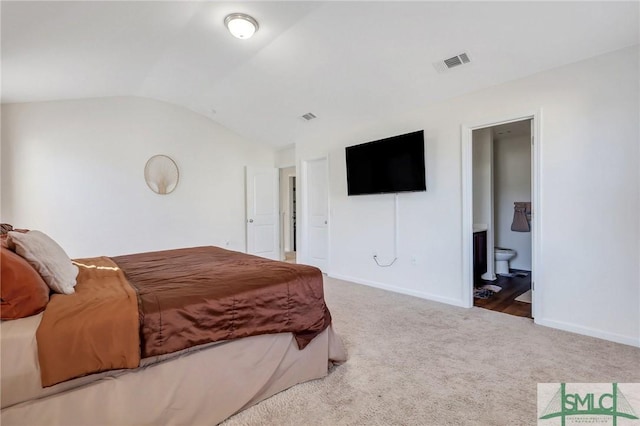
[511, 202, 531, 232]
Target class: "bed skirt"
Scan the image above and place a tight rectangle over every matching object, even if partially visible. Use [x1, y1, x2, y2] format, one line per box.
[1, 326, 346, 425]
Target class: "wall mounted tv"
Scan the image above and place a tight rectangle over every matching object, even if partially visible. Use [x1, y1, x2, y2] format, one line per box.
[345, 130, 426, 196]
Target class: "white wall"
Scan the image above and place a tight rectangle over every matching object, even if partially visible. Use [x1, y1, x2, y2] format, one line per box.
[296, 46, 639, 346]
[494, 134, 532, 271]
[1, 97, 275, 257]
[275, 145, 295, 168]
[472, 128, 493, 229]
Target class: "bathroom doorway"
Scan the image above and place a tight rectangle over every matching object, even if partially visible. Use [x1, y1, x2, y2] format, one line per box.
[461, 113, 540, 320]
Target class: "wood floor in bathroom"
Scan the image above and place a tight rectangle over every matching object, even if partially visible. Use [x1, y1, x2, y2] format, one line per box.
[474, 270, 532, 318]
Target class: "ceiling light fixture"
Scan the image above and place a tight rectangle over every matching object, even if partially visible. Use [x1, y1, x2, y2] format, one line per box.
[224, 13, 259, 40]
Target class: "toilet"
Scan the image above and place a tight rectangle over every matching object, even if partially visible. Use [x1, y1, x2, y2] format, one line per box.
[494, 248, 516, 275]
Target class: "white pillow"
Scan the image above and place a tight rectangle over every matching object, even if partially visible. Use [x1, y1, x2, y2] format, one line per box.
[8, 230, 78, 295]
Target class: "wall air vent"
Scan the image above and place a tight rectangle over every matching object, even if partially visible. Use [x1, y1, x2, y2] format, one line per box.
[300, 112, 317, 121]
[433, 52, 471, 73]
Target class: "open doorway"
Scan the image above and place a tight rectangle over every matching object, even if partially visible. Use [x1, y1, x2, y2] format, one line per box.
[472, 120, 532, 318]
[279, 166, 296, 263]
[462, 113, 540, 320]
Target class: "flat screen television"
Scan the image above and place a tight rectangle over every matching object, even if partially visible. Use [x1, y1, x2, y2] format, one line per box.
[345, 130, 426, 196]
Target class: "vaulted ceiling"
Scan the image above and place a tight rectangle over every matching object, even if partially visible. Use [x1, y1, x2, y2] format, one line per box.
[2, 1, 638, 148]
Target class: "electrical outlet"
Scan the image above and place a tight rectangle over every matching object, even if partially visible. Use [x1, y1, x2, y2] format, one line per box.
[372, 251, 377, 258]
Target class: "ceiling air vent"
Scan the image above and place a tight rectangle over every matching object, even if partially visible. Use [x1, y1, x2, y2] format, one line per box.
[301, 112, 317, 121]
[433, 52, 471, 73]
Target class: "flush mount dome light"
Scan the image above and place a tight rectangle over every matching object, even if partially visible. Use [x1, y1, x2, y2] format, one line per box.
[224, 13, 259, 39]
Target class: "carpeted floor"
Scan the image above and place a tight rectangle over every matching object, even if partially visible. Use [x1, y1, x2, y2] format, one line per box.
[222, 276, 640, 425]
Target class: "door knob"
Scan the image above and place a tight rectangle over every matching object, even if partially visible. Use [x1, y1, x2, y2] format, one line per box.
[249, 219, 254, 223]
[324, 221, 327, 224]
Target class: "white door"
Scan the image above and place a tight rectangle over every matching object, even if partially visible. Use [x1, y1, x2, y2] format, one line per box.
[246, 167, 279, 260]
[303, 158, 329, 271]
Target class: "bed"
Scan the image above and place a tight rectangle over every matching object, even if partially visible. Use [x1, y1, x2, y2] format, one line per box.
[1, 233, 346, 425]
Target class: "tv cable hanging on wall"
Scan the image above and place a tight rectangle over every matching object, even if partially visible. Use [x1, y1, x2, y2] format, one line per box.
[373, 193, 399, 267]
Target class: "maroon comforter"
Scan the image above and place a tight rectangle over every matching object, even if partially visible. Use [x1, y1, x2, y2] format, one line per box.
[113, 246, 331, 358]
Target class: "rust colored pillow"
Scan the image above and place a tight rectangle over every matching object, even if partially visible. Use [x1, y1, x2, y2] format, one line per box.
[1, 246, 50, 319]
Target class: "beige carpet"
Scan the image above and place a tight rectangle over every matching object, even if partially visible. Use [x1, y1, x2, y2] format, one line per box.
[222, 276, 640, 425]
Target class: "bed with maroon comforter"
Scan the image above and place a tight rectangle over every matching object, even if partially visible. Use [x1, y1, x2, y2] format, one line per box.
[3, 245, 345, 425]
[36, 246, 333, 387]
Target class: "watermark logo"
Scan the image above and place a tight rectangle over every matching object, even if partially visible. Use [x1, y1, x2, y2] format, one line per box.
[538, 383, 640, 425]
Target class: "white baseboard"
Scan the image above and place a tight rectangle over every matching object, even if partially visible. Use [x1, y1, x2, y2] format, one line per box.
[535, 318, 640, 348]
[328, 273, 467, 308]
